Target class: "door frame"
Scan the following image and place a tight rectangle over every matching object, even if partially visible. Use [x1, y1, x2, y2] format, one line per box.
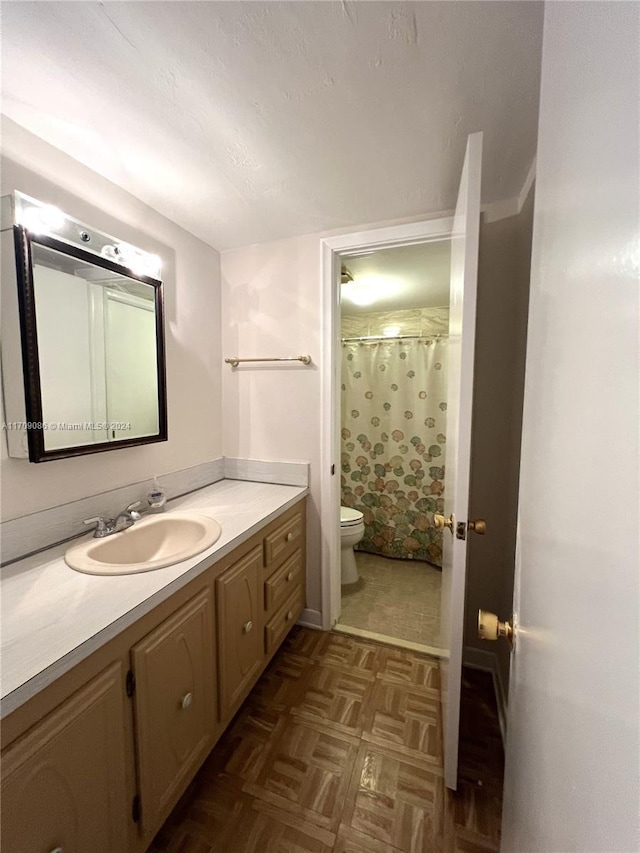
[319, 215, 454, 630]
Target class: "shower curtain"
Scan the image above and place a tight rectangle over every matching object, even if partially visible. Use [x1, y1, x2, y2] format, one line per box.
[341, 338, 447, 567]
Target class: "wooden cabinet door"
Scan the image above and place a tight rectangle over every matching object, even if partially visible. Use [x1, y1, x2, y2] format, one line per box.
[217, 545, 262, 718]
[0, 662, 129, 853]
[131, 587, 215, 835]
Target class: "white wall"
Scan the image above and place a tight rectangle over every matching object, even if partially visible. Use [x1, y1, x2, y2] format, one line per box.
[221, 235, 323, 612]
[502, 3, 640, 850]
[0, 119, 222, 521]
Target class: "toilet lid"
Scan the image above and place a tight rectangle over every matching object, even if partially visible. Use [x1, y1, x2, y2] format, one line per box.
[340, 506, 364, 526]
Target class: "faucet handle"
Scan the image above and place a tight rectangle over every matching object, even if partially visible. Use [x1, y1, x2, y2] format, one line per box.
[126, 501, 142, 520]
[83, 516, 112, 537]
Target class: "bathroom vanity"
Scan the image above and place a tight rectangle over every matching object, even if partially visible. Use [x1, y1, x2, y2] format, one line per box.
[0, 480, 307, 853]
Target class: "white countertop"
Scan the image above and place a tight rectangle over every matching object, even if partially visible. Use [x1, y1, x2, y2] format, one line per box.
[0, 479, 307, 718]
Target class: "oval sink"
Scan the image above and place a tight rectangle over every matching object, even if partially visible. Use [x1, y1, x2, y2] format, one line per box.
[65, 512, 222, 575]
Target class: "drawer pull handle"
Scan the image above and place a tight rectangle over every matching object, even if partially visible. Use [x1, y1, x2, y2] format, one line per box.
[287, 571, 294, 582]
[286, 532, 294, 542]
[243, 620, 253, 633]
[181, 692, 193, 710]
[286, 610, 294, 621]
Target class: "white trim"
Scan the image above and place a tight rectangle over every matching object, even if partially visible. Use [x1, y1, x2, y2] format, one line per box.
[320, 216, 455, 632]
[518, 158, 536, 212]
[463, 646, 508, 744]
[297, 608, 323, 630]
[333, 622, 446, 658]
[482, 159, 536, 224]
[482, 197, 519, 224]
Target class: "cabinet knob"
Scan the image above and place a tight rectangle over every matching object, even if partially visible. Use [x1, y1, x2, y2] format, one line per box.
[243, 620, 253, 633]
[50, 849, 64, 853]
[181, 692, 193, 710]
[286, 571, 294, 582]
[286, 610, 293, 621]
[286, 532, 294, 542]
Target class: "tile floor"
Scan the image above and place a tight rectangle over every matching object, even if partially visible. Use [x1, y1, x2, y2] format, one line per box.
[151, 628, 503, 853]
[338, 552, 442, 649]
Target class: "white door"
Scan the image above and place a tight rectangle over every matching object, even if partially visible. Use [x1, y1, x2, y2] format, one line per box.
[501, 4, 639, 850]
[440, 131, 483, 790]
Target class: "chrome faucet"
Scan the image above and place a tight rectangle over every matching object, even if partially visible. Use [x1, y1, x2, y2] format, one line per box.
[83, 502, 142, 538]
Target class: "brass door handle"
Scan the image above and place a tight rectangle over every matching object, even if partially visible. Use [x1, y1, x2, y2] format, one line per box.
[478, 609, 514, 647]
[468, 519, 487, 535]
[434, 513, 454, 533]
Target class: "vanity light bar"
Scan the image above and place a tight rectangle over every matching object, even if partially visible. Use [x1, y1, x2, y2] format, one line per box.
[6, 191, 162, 279]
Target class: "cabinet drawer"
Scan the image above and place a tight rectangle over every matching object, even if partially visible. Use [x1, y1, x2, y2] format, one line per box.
[264, 509, 304, 569]
[265, 549, 303, 613]
[264, 586, 304, 656]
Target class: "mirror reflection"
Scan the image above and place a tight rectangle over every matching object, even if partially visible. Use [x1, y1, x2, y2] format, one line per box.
[31, 242, 161, 452]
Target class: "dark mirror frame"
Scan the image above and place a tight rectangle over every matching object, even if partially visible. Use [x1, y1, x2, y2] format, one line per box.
[13, 225, 168, 463]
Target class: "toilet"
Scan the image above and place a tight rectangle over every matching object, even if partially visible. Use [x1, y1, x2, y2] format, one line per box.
[340, 506, 364, 585]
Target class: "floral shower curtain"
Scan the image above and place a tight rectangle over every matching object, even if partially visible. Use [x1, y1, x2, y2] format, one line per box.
[341, 338, 448, 567]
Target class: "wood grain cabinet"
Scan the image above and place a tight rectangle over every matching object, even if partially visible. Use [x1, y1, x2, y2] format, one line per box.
[131, 587, 215, 835]
[0, 496, 307, 853]
[0, 662, 130, 853]
[216, 545, 262, 718]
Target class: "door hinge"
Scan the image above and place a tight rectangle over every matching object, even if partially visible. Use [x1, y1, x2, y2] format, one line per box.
[456, 521, 466, 540]
[125, 669, 136, 698]
[331, 464, 335, 475]
[132, 794, 141, 824]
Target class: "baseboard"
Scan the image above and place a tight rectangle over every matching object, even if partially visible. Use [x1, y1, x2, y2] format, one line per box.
[297, 608, 323, 629]
[463, 646, 508, 745]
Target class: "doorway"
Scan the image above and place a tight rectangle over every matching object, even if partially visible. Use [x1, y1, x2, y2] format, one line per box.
[320, 216, 454, 636]
[334, 241, 451, 654]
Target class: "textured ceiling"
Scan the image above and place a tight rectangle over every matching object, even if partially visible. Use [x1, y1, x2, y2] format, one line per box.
[342, 241, 450, 313]
[1, 1, 543, 250]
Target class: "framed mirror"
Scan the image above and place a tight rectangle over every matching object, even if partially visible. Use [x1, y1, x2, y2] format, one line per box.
[2, 194, 167, 462]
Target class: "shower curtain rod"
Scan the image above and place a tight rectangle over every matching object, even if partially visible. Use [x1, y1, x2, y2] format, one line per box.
[341, 332, 449, 342]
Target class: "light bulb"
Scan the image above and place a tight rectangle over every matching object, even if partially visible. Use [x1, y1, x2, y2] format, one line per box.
[17, 204, 65, 234]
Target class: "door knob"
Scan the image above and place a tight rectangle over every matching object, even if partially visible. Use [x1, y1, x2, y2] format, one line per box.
[434, 513, 454, 533]
[468, 519, 487, 535]
[478, 609, 514, 647]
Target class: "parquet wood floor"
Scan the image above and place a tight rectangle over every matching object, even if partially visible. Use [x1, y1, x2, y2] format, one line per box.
[150, 628, 504, 853]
